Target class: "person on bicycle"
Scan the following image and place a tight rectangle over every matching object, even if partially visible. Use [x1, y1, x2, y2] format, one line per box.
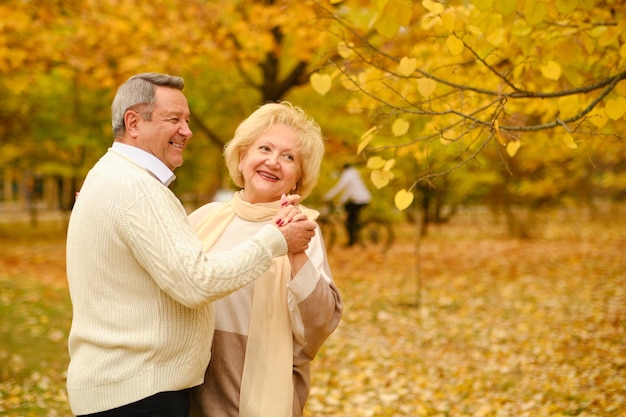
[324, 163, 372, 247]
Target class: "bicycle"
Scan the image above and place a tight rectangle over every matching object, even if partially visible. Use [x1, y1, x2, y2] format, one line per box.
[316, 203, 394, 253]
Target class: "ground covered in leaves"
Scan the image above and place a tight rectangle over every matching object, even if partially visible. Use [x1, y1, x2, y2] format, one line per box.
[1, 207, 624, 416]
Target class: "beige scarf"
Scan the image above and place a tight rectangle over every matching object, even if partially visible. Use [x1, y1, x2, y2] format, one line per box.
[193, 191, 318, 417]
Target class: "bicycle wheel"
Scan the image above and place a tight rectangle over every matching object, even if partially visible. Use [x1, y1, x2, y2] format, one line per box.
[317, 218, 337, 251]
[359, 219, 394, 253]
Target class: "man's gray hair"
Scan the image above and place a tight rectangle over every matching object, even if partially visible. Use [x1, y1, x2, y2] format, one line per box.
[111, 73, 185, 138]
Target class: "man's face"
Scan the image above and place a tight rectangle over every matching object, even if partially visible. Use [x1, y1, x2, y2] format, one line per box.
[135, 86, 193, 171]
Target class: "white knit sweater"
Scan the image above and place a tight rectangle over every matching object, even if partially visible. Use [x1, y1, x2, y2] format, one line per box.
[65, 150, 287, 415]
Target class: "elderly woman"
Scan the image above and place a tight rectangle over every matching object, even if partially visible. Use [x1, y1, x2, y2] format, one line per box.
[188, 102, 343, 417]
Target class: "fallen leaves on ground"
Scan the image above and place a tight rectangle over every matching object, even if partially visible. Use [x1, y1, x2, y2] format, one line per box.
[0, 208, 625, 416]
[306, 208, 626, 417]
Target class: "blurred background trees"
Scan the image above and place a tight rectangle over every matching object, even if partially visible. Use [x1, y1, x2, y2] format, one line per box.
[1, 0, 624, 236]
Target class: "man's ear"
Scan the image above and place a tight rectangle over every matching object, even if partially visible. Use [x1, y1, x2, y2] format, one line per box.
[124, 110, 141, 138]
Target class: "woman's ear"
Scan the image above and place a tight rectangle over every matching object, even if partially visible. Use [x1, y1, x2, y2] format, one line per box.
[237, 151, 246, 172]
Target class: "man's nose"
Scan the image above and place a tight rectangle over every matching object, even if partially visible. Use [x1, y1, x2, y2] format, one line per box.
[180, 121, 192, 138]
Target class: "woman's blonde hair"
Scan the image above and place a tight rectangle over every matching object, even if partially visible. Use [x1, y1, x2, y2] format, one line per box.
[224, 101, 325, 199]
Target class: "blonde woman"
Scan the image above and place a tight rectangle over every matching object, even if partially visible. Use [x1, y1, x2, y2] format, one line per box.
[189, 102, 342, 417]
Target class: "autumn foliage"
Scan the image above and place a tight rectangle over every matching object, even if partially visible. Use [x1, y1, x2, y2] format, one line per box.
[308, 0, 626, 212]
[1, 0, 624, 219]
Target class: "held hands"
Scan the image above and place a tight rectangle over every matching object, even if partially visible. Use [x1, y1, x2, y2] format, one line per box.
[274, 194, 305, 226]
[274, 194, 316, 253]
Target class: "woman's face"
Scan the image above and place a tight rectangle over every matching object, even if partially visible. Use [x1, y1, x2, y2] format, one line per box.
[238, 124, 302, 204]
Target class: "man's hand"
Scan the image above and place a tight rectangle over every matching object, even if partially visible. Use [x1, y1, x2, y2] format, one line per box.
[279, 219, 316, 253]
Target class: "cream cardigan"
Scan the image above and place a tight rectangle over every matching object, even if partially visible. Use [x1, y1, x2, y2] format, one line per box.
[65, 150, 286, 415]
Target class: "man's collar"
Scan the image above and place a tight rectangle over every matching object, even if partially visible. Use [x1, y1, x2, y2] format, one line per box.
[111, 142, 176, 186]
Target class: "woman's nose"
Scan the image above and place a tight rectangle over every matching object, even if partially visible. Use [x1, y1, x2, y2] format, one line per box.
[265, 155, 279, 167]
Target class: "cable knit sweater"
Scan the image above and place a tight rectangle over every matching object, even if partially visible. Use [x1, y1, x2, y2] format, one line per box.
[65, 150, 287, 415]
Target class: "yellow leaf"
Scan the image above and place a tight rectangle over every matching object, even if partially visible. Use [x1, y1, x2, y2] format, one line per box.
[420, 13, 442, 30]
[446, 35, 464, 55]
[473, 0, 494, 11]
[523, 0, 548, 25]
[392, 118, 410, 136]
[417, 78, 436, 97]
[605, 97, 626, 120]
[511, 19, 531, 37]
[394, 189, 414, 210]
[310, 73, 332, 95]
[579, 0, 594, 9]
[371, 169, 393, 189]
[621, 43, 626, 59]
[494, 0, 517, 15]
[555, 0, 578, 15]
[357, 126, 380, 154]
[374, 14, 400, 38]
[486, 27, 507, 47]
[581, 35, 595, 54]
[588, 108, 608, 129]
[422, 0, 444, 14]
[541, 60, 561, 81]
[506, 140, 521, 157]
[589, 25, 607, 38]
[493, 120, 507, 145]
[384, 158, 396, 171]
[398, 56, 417, 76]
[373, 0, 413, 38]
[441, 10, 455, 32]
[367, 156, 386, 170]
[558, 95, 579, 118]
[562, 133, 578, 149]
[615, 81, 626, 96]
[337, 42, 353, 59]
